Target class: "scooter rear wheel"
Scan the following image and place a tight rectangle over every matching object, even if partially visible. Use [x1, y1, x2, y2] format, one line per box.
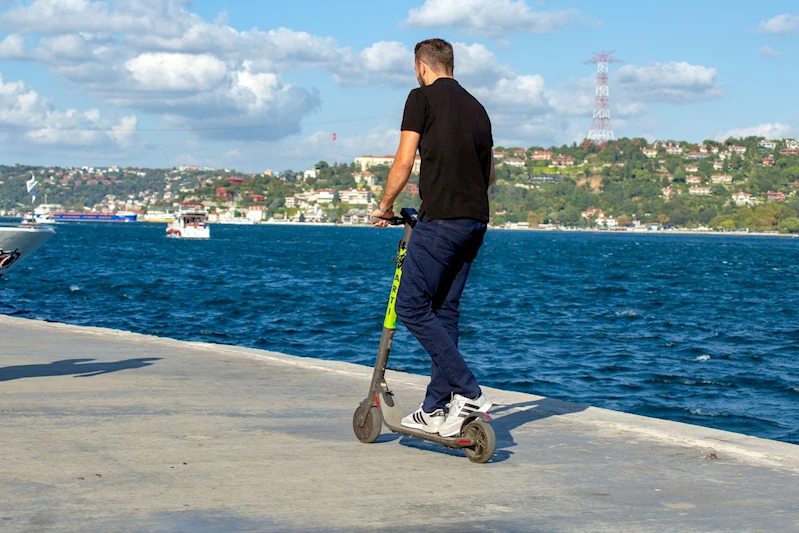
[462, 419, 496, 463]
[353, 406, 382, 443]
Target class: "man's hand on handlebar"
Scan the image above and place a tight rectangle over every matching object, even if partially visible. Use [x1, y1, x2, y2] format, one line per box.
[370, 205, 395, 227]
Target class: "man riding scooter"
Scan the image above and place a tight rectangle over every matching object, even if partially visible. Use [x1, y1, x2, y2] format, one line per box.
[371, 38, 496, 438]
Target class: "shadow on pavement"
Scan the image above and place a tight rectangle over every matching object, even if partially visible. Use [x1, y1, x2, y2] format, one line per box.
[0, 358, 161, 382]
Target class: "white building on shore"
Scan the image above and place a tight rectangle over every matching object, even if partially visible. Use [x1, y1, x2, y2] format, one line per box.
[355, 155, 421, 174]
[339, 188, 373, 205]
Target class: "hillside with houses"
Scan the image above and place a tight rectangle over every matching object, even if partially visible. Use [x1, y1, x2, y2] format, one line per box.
[489, 136, 799, 233]
[2, 135, 799, 233]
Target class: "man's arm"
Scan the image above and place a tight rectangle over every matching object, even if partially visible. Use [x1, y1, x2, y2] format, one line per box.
[371, 130, 421, 226]
[488, 154, 496, 187]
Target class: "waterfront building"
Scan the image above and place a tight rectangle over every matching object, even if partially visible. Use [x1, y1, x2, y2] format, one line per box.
[247, 206, 268, 222]
[314, 189, 337, 205]
[355, 155, 421, 174]
[342, 210, 371, 224]
[338, 188, 373, 205]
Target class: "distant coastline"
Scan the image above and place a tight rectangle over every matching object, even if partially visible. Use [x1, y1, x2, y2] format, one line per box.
[492, 226, 797, 238]
[5, 216, 796, 238]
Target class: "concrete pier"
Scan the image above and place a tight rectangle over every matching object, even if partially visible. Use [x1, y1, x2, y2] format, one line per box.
[1, 316, 798, 532]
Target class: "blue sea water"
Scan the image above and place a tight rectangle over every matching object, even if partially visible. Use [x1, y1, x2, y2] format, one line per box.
[2, 222, 798, 445]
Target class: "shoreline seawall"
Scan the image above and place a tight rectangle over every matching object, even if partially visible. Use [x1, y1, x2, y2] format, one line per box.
[2, 316, 798, 531]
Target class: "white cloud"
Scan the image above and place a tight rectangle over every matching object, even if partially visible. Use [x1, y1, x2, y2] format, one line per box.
[112, 63, 321, 142]
[0, 73, 138, 148]
[759, 46, 781, 58]
[337, 41, 414, 86]
[0, 0, 722, 162]
[0, 0, 194, 36]
[757, 13, 799, 35]
[716, 122, 792, 141]
[405, 0, 593, 37]
[472, 75, 548, 112]
[452, 42, 514, 84]
[125, 53, 228, 91]
[0, 33, 25, 58]
[615, 62, 722, 103]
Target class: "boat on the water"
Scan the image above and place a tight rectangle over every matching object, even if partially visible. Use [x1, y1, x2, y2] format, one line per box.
[24, 205, 56, 224]
[0, 224, 55, 276]
[31, 203, 135, 223]
[215, 217, 255, 225]
[166, 203, 210, 239]
[52, 211, 137, 222]
[142, 210, 176, 223]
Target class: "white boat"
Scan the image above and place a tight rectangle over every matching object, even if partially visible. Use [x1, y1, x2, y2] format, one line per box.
[22, 203, 59, 224]
[214, 210, 255, 225]
[143, 210, 176, 223]
[0, 224, 55, 276]
[166, 204, 210, 239]
[215, 217, 255, 225]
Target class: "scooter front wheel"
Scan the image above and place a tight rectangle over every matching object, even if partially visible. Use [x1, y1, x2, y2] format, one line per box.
[353, 406, 382, 443]
[462, 419, 496, 463]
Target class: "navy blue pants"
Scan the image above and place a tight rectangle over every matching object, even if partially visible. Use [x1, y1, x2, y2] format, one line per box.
[395, 217, 487, 412]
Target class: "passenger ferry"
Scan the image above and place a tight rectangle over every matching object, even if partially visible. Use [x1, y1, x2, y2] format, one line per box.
[31, 204, 136, 222]
[166, 203, 210, 239]
[52, 211, 137, 222]
[143, 210, 176, 223]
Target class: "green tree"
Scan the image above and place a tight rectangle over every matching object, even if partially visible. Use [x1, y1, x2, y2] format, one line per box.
[778, 217, 799, 233]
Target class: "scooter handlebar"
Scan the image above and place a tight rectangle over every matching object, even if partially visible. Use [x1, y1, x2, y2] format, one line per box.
[370, 215, 404, 226]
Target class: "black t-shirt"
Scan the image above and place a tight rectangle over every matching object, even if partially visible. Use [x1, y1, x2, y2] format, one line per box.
[400, 78, 493, 222]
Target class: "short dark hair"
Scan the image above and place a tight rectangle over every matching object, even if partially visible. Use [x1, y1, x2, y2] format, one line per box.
[414, 39, 454, 75]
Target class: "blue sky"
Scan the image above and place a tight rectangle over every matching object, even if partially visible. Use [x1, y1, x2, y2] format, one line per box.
[0, 0, 797, 172]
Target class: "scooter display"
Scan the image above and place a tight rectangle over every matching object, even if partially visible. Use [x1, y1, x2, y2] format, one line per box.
[352, 207, 496, 464]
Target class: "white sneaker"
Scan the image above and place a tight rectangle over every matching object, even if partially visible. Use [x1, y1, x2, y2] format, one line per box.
[401, 406, 446, 433]
[438, 393, 492, 437]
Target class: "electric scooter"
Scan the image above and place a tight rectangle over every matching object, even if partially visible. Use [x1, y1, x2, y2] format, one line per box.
[352, 207, 496, 464]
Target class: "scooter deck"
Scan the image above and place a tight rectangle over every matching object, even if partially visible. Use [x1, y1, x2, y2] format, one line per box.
[377, 392, 477, 449]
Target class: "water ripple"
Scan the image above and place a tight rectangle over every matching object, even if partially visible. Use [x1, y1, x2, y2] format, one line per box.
[2, 223, 798, 444]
